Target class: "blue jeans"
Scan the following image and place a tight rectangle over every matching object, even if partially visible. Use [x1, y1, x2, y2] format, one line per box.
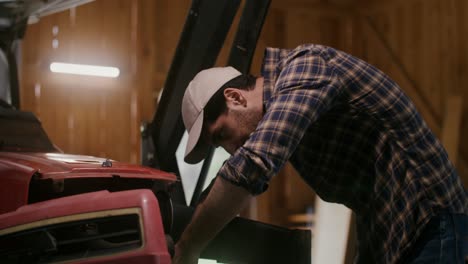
[404, 213, 468, 263]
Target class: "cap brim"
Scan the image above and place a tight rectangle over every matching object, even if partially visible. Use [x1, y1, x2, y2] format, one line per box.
[184, 112, 210, 164]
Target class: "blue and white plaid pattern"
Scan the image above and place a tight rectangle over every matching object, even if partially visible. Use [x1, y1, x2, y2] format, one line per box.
[218, 44, 467, 263]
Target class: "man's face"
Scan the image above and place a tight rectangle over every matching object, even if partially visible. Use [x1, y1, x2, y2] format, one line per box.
[203, 89, 261, 155]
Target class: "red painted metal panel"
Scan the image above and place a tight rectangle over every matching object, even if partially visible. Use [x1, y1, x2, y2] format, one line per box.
[0, 158, 35, 214]
[0, 152, 177, 214]
[0, 152, 176, 181]
[0, 189, 171, 264]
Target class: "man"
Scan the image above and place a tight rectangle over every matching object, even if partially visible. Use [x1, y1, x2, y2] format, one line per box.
[173, 44, 468, 263]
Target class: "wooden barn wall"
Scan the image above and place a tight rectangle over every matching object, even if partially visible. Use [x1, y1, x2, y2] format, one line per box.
[19, 0, 467, 225]
[22, 0, 142, 163]
[19, 0, 244, 163]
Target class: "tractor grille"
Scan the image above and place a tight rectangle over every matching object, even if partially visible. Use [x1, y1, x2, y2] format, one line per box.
[0, 211, 142, 263]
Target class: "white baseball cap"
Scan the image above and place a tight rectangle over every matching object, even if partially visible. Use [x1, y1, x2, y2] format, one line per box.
[181, 67, 242, 164]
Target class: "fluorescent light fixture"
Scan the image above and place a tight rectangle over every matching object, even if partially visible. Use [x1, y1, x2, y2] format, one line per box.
[50, 62, 120, 78]
[198, 260, 217, 264]
[198, 259, 226, 264]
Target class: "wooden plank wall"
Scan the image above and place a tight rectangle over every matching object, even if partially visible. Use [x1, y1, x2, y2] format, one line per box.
[22, 0, 139, 163]
[20, 0, 468, 226]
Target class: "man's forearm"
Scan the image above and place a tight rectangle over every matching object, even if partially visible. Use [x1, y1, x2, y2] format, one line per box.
[175, 176, 253, 256]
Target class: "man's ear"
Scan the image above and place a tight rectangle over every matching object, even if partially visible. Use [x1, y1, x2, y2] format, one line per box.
[224, 88, 247, 107]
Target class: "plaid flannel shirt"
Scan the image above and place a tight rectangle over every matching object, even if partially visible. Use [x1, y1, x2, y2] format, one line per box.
[217, 44, 468, 263]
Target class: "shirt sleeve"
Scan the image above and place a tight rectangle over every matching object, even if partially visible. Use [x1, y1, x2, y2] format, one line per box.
[218, 48, 343, 195]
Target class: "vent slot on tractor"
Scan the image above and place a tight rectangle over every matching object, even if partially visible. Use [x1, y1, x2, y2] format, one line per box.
[0, 214, 142, 263]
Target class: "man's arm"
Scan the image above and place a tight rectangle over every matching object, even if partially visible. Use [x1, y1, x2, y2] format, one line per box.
[173, 176, 253, 264]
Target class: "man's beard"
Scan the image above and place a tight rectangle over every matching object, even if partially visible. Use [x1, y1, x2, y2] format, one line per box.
[231, 108, 262, 146]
